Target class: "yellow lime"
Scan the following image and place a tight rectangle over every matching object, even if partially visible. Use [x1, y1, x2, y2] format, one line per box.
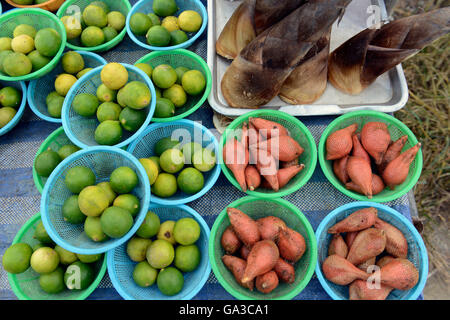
[161, 16, 179, 33]
[139, 158, 159, 185]
[178, 10, 203, 33]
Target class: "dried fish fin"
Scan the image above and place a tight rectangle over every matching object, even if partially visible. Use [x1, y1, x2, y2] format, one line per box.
[279, 29, 331, 104]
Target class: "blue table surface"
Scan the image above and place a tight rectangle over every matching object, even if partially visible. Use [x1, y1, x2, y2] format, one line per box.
[0, 0, 423, 300]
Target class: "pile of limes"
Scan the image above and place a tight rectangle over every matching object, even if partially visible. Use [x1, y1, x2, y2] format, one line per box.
[60, 2, 126, 48]
[139, 135, 216, 198]
[134, 62, 206, 118]
[71, 63, 152, 146]
[126, 211, 202, 296]
[2, 218, 103, 294]
[62, 165, 141, 242]
[0, 24, 62, 77]
[45, 51, 94, 119]
[129, 0, 203, 47]
[34, 142, 80, 179]
[0, 86, 22, 129]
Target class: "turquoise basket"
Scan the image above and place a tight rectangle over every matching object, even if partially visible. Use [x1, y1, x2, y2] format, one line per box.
[61, 63, 156, 149]
[107, 204, 211, 300]
[28, 51, 107, 123]
[40, 146, 151, 255]
[0, 80, 27, 136]
[127, 119, 221, 206]
[315, 201, 429, 300]
[126, 0, 207, 51]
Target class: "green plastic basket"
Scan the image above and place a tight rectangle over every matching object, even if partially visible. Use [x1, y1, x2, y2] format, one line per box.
[56, 0, 131, 52]
[135, 49, 212, 122]
[7, 213, 107, 300]
[32, 126, 79, 194]
[209, 196, 317, 300]
[0, 8, 67, 81]
[318, 110, 423, 203]
[219, 110, 317, 199]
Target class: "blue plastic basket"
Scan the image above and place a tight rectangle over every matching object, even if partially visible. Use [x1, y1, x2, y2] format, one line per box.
[28, 51, 107, 123]
[314, 201, 429, 300]
[40, 146, 151, 255]
[127, 119, 221, 206]
[61, 63, 156, 149]
[126, 0, 208, 51]
[0, 80, 27, 136]
[107, 204, 211, 300]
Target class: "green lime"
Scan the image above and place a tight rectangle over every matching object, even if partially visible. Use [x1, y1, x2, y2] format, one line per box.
[170, 30, 188, 46]
[174, 244, 201, 272]
[146, 26, 171, 47]
[155, 87, 162, 98]
[57, 144, 80, 160]
[100, 206, 134, 238]
[192, 148, 216, 172]
[0, 50, 13, 73]
[46, 91, 64, 118]
[157, 267, 184, 296]
[55, 73, 78, 97]
[81, 26, 105, 47]
[33, 220, 54, 245]
[107, 11, 126, 31]
[77, 68, 93, 79]
[73, 93, 100, 117]
[181, 142, 202, 165]
[97, 102, 122, 122]
[130, 13, 152, 36]
[173, 217, 201, 245]
[152, 173, 177, 198]
[178, 10, 203, 33]
[102, 26, 118, 42]
[0, 107, 16, 128]
[154, 97, 175, 118]
[3, 52, 32, 77]
[78, 185, 109, 217]
[161, 16, 179, 33]
[34, 148, 61, 178]
[127, 237, 152, 262]
[175, 66, 189, 85]
[64, 261, 95, 290]
[90, 1, 110, 13]
[148, 13, 161, 26]
[94, 120, 123, 145]
[110, 166, 138, 194]
[154, 136, 180, 156]
[84, 216, 108, 242]
[163, 84, 187, 108]
[65, 166, 96, 194]
[152, 64, 177, 89]
[30, 247, 60, 274]
[146, 239, 174, 269]
[83, 4, 108, 28]
[119, 107, 147, 132]
[160, 148, 184, 173]
[135, 63, 153, 79]
[113, 193, 140, 217]
[133, 261, 158, 287]
[0, 86, 21, 108]
[153, 0, 179, 17]
[2, 243, 32, 274]
[62, 51, 85, 75]
[13, 24, 36, 39]
[156, 220, 176, 244]
[136, 211, 160, 239]
[34, 28, 61, 57]
[97, 83, 117, 103]
[32, 243, 46, 252]
[139, 158, 159, 186]
[182, 70, 206, 96]
[96, 181, 117, 205]
[62, 195, 86, 224]
[39, 267, 65, 294]
[54, 245, 78, 265]
[76, 253, 102, 263]
[28, 50, 51, 71]
[177, 167, 204, 195]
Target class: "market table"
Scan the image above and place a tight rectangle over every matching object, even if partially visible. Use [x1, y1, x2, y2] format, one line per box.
[0, 0, 422, 300]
